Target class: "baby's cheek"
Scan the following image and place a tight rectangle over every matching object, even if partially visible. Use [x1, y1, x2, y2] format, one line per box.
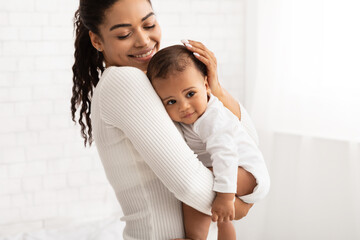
[167, 109, 178, 121]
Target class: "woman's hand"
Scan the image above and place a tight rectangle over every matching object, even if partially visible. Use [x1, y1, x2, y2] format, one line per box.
[181, 39, 241, 119]
[181, 39, 223, 98]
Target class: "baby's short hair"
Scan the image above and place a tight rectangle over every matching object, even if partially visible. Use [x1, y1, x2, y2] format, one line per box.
[147, 45, 207, 82]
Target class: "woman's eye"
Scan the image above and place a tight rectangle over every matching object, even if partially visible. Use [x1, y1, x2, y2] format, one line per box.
[167, 100, 176, 105]
[117, 33, 131, 40]
[144, 24, 155, 29]
[186, 92, 195, 98]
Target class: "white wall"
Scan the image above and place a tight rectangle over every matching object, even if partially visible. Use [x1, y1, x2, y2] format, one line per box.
[244, 0, 360, 142]
[242, 0, 360, 239]
[0, 0, 246, 236]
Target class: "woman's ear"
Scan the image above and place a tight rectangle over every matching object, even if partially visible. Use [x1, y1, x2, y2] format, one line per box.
[89, 31, 103, 52]
[204, 76, 211, 95]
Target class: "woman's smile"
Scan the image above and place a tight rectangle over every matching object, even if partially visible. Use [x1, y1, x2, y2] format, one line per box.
[130, 44, 157, 62]
[89, 0, 161, 71]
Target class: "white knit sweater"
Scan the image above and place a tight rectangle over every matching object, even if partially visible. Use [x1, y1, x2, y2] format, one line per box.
[91, 66, 265, 239]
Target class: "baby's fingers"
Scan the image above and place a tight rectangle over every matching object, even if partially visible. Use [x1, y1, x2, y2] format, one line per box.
[223, 216, 231, 222]
[211, 212, 219, 222]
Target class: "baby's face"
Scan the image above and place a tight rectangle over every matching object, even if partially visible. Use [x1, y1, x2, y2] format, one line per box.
[152, 66, 210, 124]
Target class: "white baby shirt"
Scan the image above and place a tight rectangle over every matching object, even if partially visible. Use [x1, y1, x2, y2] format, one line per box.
[180, 94, 270, 203]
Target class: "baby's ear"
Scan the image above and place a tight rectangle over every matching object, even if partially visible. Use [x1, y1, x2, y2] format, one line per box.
[204, 76, 211, 94]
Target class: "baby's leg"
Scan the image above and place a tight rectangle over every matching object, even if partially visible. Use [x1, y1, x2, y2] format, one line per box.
[234, 166, 256, 220]
[207, 166, 256, 197]
[182, 203, 212, 240]
[236, 166, 257, 196]
[217, 221, 236, 240]
[234, 197, 253, 220]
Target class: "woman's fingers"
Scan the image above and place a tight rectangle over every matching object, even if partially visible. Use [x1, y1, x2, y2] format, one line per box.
[184, 45, 212, 66]
[193, 52, 210, 66]
[184, 39, 216, 62]
[181, 39, 222, 96]
[181, 39, 216, 66]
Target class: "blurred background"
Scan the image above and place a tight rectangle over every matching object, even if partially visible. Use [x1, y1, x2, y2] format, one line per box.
[0, 0, 359, 239]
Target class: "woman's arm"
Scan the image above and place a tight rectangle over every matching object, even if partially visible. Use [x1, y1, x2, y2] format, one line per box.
[182, 40, 241, 119]
[99, 66, 215, 215]
[212, 87, 241, 120]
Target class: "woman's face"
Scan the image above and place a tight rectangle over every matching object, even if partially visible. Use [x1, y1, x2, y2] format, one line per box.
[92, 0, 161, 71]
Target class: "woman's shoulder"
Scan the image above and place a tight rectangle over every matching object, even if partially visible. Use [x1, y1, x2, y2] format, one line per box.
[104, 66, 144, 74]
[98, 66, 149, 92]
[101, 66, 146, 82]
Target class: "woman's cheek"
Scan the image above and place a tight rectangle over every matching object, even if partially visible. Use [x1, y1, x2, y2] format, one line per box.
[153, 25, 162, 43]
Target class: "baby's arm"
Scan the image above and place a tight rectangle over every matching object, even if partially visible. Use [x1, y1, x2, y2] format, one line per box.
[194, 96, 270, 205]
[208, 166, 256, 221]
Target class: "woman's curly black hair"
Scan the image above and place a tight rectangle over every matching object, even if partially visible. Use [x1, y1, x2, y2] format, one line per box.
[71, 0, 152, 146]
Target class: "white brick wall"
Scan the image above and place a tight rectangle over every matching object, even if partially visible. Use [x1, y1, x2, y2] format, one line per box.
[0, 0, 245, 235]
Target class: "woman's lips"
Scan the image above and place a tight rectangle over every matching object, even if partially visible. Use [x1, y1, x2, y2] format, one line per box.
[130, 45, 157, 62]
[133, 49, 153, 58]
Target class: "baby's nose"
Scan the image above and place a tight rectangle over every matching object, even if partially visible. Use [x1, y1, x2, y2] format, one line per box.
[179, 100, 190, 111]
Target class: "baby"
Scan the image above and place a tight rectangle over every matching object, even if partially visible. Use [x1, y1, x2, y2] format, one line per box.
[147, 45, 270, 240]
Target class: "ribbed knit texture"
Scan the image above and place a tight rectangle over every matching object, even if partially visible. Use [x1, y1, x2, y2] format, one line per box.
[91, 67, 216, 239]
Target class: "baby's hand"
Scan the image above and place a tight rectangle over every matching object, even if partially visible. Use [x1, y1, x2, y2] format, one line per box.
[211, 193, 235, 222]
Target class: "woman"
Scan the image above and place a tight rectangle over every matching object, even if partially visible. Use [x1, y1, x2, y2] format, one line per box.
[71, 0, 263, 239]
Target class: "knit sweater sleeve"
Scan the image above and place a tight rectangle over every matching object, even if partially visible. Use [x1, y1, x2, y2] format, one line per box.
[98, 66, 215, 215]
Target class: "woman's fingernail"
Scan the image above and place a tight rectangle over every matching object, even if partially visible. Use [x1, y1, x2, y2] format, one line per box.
[185, 43, 192, 48]
[181, 39, 189, 44]
[193, 52, 200, 57]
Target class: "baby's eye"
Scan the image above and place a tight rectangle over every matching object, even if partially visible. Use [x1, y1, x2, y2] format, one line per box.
[186, 91, 195, 98]
[167, 100, 176, 105]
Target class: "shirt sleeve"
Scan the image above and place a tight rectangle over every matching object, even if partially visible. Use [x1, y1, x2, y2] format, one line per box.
[98, 66, 215, 215]
[194, 97, 270, 203]
[193, 102, 240, 194]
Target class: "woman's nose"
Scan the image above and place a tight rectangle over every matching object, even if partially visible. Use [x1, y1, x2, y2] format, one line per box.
[134, 29, 150, 47]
